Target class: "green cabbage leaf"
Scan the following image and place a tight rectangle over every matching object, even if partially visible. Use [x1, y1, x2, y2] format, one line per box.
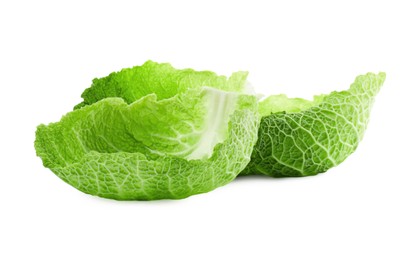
[35, 61, 259, 200]
[240, 72, 385, 177]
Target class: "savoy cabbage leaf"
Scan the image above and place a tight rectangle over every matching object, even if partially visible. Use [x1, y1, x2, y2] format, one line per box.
[35, 61, 259, 200]
[240, 72, 385, 177]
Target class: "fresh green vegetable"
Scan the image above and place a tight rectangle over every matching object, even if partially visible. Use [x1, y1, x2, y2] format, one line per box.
[240, 72, 385, 177]
[35, 60, 384, 200]
[35, 61, 259, 200]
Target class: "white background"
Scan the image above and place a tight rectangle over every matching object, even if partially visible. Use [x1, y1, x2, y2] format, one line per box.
[1, 0, 417, 259]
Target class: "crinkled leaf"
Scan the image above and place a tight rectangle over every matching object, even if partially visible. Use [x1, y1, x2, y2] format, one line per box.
[35, 62, 259, 200]
[241, 72, 385, 177]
